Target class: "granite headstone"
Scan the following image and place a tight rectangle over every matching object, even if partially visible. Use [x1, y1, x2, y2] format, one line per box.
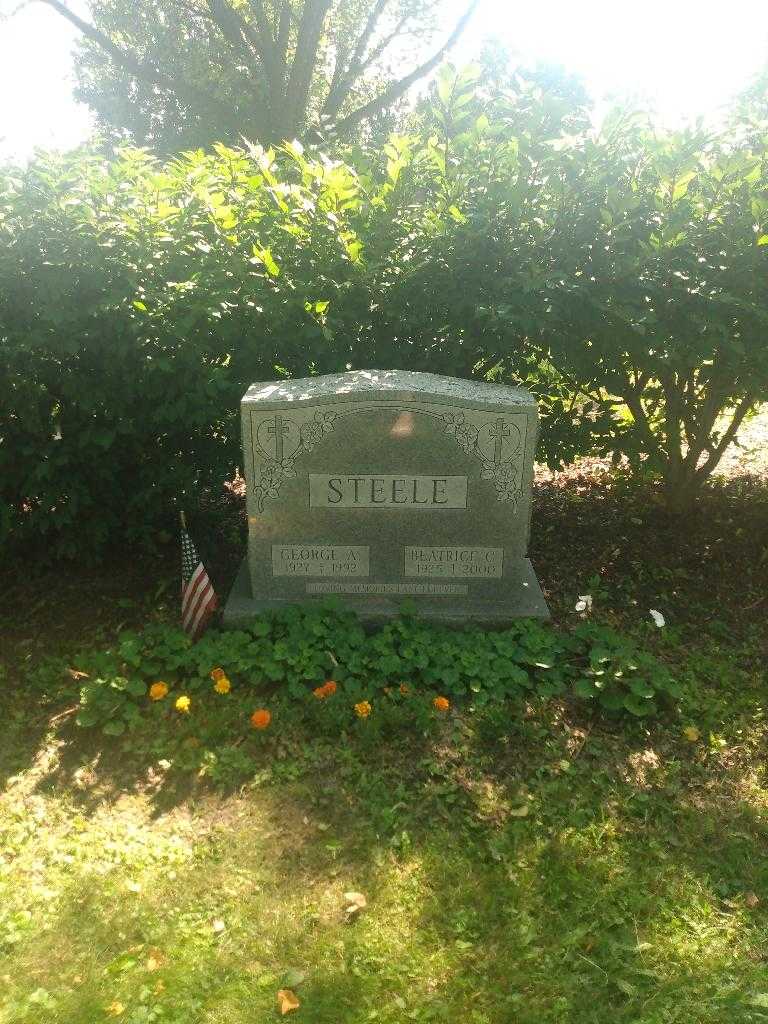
[224, 370, 549, 624]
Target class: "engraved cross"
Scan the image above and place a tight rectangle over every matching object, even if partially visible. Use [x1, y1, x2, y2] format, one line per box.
[489, 417, 511, 464]
[267, 415, 289, 462]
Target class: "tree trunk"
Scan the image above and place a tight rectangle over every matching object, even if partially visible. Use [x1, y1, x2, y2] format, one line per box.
[663, 470, 703, 515]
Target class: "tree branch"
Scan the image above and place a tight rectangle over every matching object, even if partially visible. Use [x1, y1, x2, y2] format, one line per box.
[36, 0, 240, 131]
[621, 373, 663, 459]
[275, 0, 292, 66]
[205, 0, 259, 62]
[324, 5, 410, 119]
[335, 0, 479, 133]
[695, 394, 756, 479]
[283, 0, 332, 136]
[323, 0, 389, 114]
[348, 0, 391, 71]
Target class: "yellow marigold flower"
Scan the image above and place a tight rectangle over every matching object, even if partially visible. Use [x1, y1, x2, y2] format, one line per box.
[683, 725, 701, 742]
[105, 1002, 125, 1018]
[213, 674, 231, 694]
[175, 695, 191, 713]
[149, 681, 169, 701]
[354, 700, 372, 719]
[399, 683, 409, 695]
[251, 708, 271, 730]
[433, 696, 450, 712]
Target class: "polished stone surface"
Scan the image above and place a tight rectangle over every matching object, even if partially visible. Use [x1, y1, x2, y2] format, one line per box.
[224, 370, 549, 624]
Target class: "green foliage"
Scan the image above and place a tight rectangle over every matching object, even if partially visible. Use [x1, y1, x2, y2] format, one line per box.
[571, 622, 680, 717]
[68, 0, 470, 150]
[0, 142, 365, 558]
[69, 605, 680, 735]
[76, 674, 146, 734]
[2, 72, 767, 560]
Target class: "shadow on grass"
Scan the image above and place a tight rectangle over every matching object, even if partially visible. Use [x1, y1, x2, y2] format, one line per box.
[5, 713, 768, 1024]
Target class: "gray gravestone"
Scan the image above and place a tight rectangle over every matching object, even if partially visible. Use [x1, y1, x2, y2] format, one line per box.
[223, 370, 549, 625]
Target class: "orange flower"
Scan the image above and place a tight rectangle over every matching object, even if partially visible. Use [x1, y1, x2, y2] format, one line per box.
[251, 709, 271, 730]
[323, 680, 337, 696]
[433, 696, 450, 712]
[210, 667, 226, 682]
[313, 680, 338, 700]
[354, 701, 372, 719]
[399, 683, 410, 695]
[149, 681, 169, 701]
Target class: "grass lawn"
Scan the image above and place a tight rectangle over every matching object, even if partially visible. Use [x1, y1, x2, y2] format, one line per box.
[1, 432, 767, 1023]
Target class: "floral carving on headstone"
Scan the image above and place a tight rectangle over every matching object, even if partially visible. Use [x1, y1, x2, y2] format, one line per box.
[254, 409, 337, 511]
[442, 411, 524, 506]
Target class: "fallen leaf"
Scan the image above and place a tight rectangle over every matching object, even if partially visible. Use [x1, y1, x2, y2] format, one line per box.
[66, 668, 89, 680]
[745, 892, 760, 908]
[343, 891, 367, 918]
[277, 989, 300, 1015]
[146, 949, 164, 972]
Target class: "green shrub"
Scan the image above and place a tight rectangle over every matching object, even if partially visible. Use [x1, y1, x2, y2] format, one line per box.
[3, 72, 766, 561]
[0, 144, 365, 558]
[69, 606, 680, 737]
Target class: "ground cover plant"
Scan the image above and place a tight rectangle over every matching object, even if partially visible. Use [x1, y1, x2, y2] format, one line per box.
[70, 608, 680, 738]
[1, 441, 766, 1024]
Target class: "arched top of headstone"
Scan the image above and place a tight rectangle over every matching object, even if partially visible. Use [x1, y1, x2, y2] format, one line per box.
[243, 369, 535, 409]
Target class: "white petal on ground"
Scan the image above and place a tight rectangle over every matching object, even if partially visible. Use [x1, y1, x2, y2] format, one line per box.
[649, 609, 665, 628]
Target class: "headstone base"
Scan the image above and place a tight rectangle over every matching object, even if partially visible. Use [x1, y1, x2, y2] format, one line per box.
[222, 557, 550, 628]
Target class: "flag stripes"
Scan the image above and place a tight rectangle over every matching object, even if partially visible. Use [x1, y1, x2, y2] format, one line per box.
[181, 527, 217, 640]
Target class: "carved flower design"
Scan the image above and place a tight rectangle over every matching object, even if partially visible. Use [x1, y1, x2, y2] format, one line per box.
[299, 411, 338, 451]
[442, 413, 478, 454]
[255, 410, 338, 510]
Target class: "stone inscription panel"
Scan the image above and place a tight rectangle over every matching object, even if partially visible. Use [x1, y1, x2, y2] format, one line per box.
[309, 474, 468, 509]
[306, 582, 469, 596]
[271, 545, 369, 577]
[404, 546, 504, 579]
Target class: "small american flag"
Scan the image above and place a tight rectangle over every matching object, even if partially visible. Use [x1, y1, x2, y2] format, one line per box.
[181, 519, 217, 640]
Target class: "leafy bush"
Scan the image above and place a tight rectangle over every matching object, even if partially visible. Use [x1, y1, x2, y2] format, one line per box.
[3, 70, 766, 561]
[70, 605, 680, 736]
[0, 143, 364, 558]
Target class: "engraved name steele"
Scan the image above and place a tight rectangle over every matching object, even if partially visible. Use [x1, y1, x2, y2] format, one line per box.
[309, 474, 467, 509]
